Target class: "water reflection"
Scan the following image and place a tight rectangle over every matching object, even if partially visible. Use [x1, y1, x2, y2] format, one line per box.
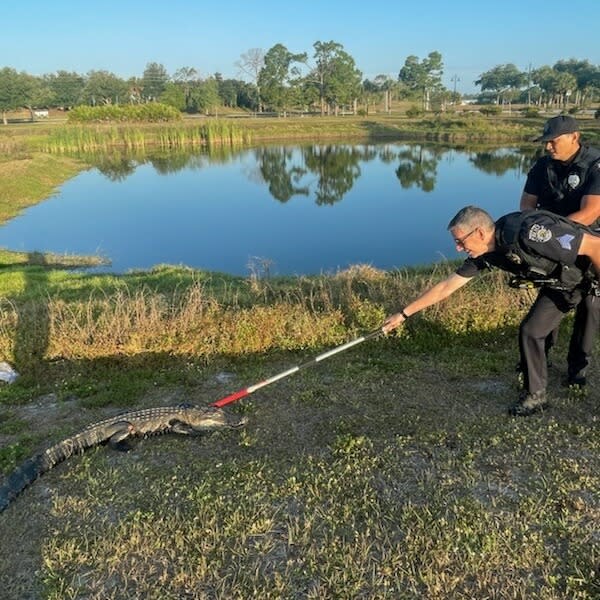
[93, 155, 138, 181]
[303, 145, 365, 206]
[468, 148, 539, 176]
[0, 142, 542, 275]
[395, 145, 442, 192]
[256, 147, 309, 202]
[83, 142, 540, 201]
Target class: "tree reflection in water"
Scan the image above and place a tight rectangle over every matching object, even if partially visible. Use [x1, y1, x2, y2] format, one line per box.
[468, 146, 540, 177]
[395, 145, 442, 192]
[302, 145, 366, 205]
[83, 143, 542, 202]
[255, 147, 309, 202]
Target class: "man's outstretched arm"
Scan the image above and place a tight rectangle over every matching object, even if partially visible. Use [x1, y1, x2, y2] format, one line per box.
[383, 273, 473, 333]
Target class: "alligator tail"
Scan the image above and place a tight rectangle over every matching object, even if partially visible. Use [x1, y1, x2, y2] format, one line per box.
[0, 437, 87, 513]
[0, 454, 49, 512]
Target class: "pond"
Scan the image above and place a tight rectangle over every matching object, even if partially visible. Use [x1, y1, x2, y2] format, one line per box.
[0, 143, 541, 276]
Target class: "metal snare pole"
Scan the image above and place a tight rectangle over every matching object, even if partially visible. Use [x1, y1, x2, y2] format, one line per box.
[210, 328, 383, 408]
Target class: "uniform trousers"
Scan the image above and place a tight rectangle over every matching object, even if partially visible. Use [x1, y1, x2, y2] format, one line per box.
[519, 286, 600, 393]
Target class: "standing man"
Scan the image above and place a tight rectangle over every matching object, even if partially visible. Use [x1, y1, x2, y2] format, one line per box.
[383, 205, 600, 416]
[520, 115, 600, 387]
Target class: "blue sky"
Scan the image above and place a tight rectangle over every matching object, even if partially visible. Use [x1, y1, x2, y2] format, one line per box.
[2, 0, 598, 94]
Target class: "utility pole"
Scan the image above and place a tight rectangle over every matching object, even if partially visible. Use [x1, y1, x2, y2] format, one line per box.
[527, 63, 532, 106]
[451, 75, 460, 104]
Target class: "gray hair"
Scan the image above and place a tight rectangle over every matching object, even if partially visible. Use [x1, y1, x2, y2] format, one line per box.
[447, 205, 495, 232]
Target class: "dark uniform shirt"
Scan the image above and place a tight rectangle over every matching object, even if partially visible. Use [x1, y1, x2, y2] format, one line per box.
[456, 212, 585, 281]
[524, 145, 600, 220]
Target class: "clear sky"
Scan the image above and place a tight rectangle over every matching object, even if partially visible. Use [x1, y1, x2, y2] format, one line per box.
[2, 0, 598, 94]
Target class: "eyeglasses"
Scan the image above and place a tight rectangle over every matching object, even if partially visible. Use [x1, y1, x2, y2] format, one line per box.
[454, 228, 477, 249]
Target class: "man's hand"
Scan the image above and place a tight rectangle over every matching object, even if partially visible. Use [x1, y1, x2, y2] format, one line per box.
[382, 312, 407, 334]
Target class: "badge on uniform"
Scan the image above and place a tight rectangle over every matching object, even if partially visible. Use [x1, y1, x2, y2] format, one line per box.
[567, 173, 581, 189]
[528, 224, 552, 243]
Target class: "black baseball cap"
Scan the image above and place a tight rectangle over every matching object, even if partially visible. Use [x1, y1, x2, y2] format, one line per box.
[534, 115, 579, 142]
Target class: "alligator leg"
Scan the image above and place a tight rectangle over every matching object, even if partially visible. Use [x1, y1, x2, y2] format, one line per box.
[106, 423, 136, 451]
[169, 420, 201, 435]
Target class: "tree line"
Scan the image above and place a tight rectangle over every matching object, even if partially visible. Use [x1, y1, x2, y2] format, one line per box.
[0, 40, 598, 124]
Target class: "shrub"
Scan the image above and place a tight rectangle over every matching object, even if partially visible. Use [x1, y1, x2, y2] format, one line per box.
[68, 103, 182, 123]
[520, 107, 539, 118]
[479, 105, 502, 116]
[406, 105, 424, 118]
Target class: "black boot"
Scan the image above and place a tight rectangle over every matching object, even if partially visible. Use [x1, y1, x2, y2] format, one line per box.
[508, 390, 549, 417]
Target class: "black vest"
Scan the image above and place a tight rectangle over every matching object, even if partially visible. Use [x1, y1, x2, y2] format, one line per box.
[495, 210, 593, 290]
[536, 145, 600, 228]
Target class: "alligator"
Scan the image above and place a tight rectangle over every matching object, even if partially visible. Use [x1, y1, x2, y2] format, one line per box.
[0, 404, 246, 512]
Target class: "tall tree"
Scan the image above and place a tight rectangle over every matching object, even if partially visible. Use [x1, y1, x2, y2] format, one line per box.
[553, 59, 600, 105]
[532, 66, 576, 108]
[172, 66, 199, 112]
[160, 82, 186, 111]
[24, 74, 53, 117]
[398, 51, 444, 110]
[553, 70, 578, 108]
[258, 43, 307, 114]
[216, 76, 237, 108]
[362, 75, 399, 113]
[189, 78, 221, 114]
[308, 40, 362, 116]
[80, 70, 129, 105]
[142, 62, 169, 101]
[0, 67, 31, 124]
[45, 70, 85, 108]
[475, 64, 526, 107]
[236, 48, 265, 112]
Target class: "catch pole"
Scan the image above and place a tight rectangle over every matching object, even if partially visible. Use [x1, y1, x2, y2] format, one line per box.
[211, 329, 383, 408]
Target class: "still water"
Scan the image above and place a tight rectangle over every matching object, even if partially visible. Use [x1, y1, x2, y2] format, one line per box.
[0, 143, 539, 276]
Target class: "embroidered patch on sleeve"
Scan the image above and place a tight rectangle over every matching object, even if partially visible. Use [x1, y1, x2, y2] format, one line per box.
[557, 234, 575, 250]
[528, 224, 552, 243]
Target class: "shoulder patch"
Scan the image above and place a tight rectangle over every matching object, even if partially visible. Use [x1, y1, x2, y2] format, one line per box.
[557, 234, 575, 250]
[528, 224, 552, 243]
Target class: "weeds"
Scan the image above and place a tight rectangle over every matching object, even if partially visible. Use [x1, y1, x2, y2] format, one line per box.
[0, 264, 531, 367]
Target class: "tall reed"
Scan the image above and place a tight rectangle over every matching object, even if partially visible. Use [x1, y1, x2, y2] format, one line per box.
[43, 122, 252, 154]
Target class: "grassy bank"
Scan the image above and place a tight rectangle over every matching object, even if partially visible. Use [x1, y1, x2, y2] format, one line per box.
[1, 112, 582, 156]
[0, 152, 85, 222]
